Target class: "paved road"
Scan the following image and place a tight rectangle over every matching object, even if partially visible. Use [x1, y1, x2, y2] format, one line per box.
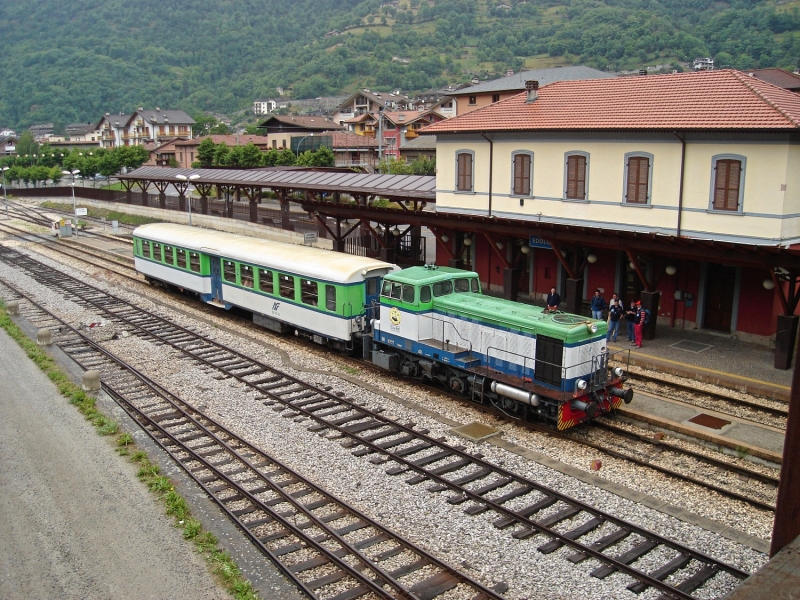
[0, 327, 229, 599]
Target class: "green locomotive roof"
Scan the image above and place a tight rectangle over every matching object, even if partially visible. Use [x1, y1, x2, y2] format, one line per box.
[384, 265, 478, 284]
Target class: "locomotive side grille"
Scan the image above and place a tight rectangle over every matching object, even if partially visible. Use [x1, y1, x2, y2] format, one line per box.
[534, 335, 563, 387]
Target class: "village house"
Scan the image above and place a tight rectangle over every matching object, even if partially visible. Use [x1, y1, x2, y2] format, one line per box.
[257, 114, 344, 151]
[96, 109, 194, 148]
[329, 89, 412, 126]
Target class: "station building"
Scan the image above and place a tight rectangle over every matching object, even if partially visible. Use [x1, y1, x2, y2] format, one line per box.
[422, 70, 800, 366]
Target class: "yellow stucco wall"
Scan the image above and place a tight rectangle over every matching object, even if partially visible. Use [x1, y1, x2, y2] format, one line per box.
[435, 136, 799, 245]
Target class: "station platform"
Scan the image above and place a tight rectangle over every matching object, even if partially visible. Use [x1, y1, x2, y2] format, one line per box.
[609, 325, 792, 401]
[617, 390, 785, 464]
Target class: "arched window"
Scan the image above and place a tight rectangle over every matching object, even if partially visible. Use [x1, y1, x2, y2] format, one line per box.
[455, 150, 474, 192]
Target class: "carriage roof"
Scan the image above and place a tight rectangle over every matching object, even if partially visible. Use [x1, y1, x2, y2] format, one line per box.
[133, 223, 397, 284]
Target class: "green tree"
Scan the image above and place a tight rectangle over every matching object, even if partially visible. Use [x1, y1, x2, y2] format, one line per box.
[239, 143, 265, 167]
[195, 138, 217, 168]
[97, 150, 122, 177]
[275, 148, 297, 166]
[243, 124, 261, 135]
[49, 166, 64, 185]
[409, 155, 435, 176]
[16, 131, 38, 159]
[378, 157, 413, 174]
[296, 146, 335, 167]
[117, 145, 149, 170]
[213, 143, 232, 166]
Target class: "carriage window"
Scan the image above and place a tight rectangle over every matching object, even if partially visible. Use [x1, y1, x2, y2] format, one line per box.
[432, 280, 453, 296]
[382, 281, 392, 297]
[454, 278, 470, 292]
[326, 285, 337, 311]
[223, 260, 236, 282]
[176, 249, 187, 269]
[258, 269, 274, 293]
[163, 246, 174, 265]
[142, 240, 151, 258]
[420, 286, 431, 303]
[366, 279, 378, 295]
[279, 274, 295, 299]
[152, 243, 163, 262]
[241, 265, 254, 289]
[471, 279, 480, 293]
[402, 284, 415, 303]
[189, 252, 200, 273]
[301, 279, 318, 306]
[390, 282, 402, 299]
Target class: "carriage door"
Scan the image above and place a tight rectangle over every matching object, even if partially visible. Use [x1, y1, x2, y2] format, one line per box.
[209, 256, 224, 301]
[364, 277, 381, 319]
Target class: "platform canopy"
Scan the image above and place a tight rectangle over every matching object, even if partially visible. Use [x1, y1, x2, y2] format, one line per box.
[118, 167, 436, 203]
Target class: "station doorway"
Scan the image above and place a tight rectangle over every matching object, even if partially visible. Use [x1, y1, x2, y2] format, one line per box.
[703, 265, 736, 333]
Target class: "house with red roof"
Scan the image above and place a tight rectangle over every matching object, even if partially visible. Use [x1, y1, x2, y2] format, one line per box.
[422, 70, 800, 356]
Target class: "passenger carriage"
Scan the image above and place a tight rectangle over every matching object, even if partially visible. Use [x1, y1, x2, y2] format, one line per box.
[132, 224, 396, 350]
[371, 266, 631, 429]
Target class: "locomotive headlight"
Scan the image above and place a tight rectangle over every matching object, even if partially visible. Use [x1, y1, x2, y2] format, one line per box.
[614, 367, 624, 378]
[576, 379, 588, 391]
[587, 323, 598, 333]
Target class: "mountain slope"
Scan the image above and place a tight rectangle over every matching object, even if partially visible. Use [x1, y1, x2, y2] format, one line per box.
[1, 0, 798, 131]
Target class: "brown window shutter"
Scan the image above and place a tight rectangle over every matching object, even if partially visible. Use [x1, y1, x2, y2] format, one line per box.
[457, 153, 472, 191]
[567, 155, 586, 199]
[514, 154, 531, 195]
[714, 159, 741, 211]
[626, 156, 649, 204]
[566, 156, 577, 198]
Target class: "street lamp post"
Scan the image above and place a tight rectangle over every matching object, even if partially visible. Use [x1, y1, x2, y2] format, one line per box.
[62, 169, 81, 236]
[1, 166, 9, 219]
[175, 174, 200, 225]
[295, 133, 314, 157]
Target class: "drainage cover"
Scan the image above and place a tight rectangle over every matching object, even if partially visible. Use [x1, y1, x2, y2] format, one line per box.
[670, 340, 713, 353]
[451, 421, 500, 442]
[688, 413, 731, 430]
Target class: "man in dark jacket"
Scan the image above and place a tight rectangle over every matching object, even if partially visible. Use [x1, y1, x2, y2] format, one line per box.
[546, 287, 561, 312]
[607, 298, 623, 342]
[590, 290, 606, 320]
[625, 300, 637, 342]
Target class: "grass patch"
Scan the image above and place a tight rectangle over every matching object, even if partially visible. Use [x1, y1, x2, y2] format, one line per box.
[341, 365, 360, 376]
[0, 304, 259, 599]
[40, 201, 161, 226]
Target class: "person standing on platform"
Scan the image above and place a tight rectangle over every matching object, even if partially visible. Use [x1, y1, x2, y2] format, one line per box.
[634, 300, 645, 348]
[546, 287, 561, 312]
[607, 299, 623, 342]
[609, 292, 620, 308]
[625, 300, 637, 342]
[590, 290, 606, 320]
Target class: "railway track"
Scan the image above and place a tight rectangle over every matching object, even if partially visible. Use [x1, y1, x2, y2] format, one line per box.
[0, 245, 753, 599]
[0, 279, 505, 600]
[1, 222, 780, 514]
[6, 198, 137, 241]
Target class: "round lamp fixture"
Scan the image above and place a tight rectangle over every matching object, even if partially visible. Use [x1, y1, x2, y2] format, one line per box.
[586, 254, 597, 264]
[441, 234, 449, 243]
[463, 237, 473, 247]
[763, 279, 776, 290]
[496, 241, 504, 250]
[520, 246, 530, 254]
[665, 265, 677, 276]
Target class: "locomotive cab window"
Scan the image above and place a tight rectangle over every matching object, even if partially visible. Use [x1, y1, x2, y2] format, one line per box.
[241, 265, 254, 289]
[258, 269, 274, 294]
[454, 278, 470, 292]
[152, 243, 163, 262]
[223, 260, 237, 282]
[402, 284, 415, 303]
[420, 286, 431, 303]
[279, 274, 295, 299]
[326, 285, 337, 311]
[189, 252, 200, 273]
[381, 281, 392, 297]
[142, 240, 152, 259]
[432, 280, 453, 297]
[163, 246, 174, 265]
[301, 279, 318, 306]
[471, 279, 480, 293]
[390, 282, 402, 300]
[177, 249, 187, 269]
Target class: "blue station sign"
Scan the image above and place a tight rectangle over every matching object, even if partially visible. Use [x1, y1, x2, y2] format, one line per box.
[528, 235, 552, 249]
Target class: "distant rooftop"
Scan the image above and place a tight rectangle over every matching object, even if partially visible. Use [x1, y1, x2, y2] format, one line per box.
[400, 135, 436, 151]
[748, 68, 800, 91]
[450, 66, 616, 95]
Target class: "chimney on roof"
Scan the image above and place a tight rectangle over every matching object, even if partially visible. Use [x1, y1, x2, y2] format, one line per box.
[638, 69, 647, 76]
[155, 106, 160, 111]
[525, 80, 539, 103]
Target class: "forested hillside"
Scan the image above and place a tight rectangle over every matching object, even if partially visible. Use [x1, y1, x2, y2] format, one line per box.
[1, 0, 799, 131]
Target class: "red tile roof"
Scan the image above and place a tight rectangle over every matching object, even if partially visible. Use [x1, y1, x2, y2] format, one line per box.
[422, 70, 800, 133]
[325, 131, 378, 148]
[749, 68, 800, 91]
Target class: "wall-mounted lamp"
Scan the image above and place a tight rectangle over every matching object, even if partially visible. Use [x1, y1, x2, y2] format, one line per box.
[629, 261, 636, 270]
[763, 279, 776, 290]
[463, 237, 473, 247]
[520, 245, 530, 254]
[441, 234, 450, 243]
[392, 226, 401, 236]
[665, 265, 677, 276]
[496, 241, 504, 250]
[586, 254, 597, 264]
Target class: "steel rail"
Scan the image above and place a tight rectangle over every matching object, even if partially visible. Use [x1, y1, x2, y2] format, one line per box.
[0, 278, 503, 600]
[0, 248, 752, 599]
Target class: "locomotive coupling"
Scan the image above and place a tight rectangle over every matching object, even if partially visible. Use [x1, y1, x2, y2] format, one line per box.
[609, 386, 634, 404]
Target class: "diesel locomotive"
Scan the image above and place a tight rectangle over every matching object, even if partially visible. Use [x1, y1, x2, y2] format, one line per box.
[133, 223, 632, 429]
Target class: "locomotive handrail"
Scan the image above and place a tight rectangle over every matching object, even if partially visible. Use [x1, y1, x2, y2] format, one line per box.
[422, 313, 473, 356]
